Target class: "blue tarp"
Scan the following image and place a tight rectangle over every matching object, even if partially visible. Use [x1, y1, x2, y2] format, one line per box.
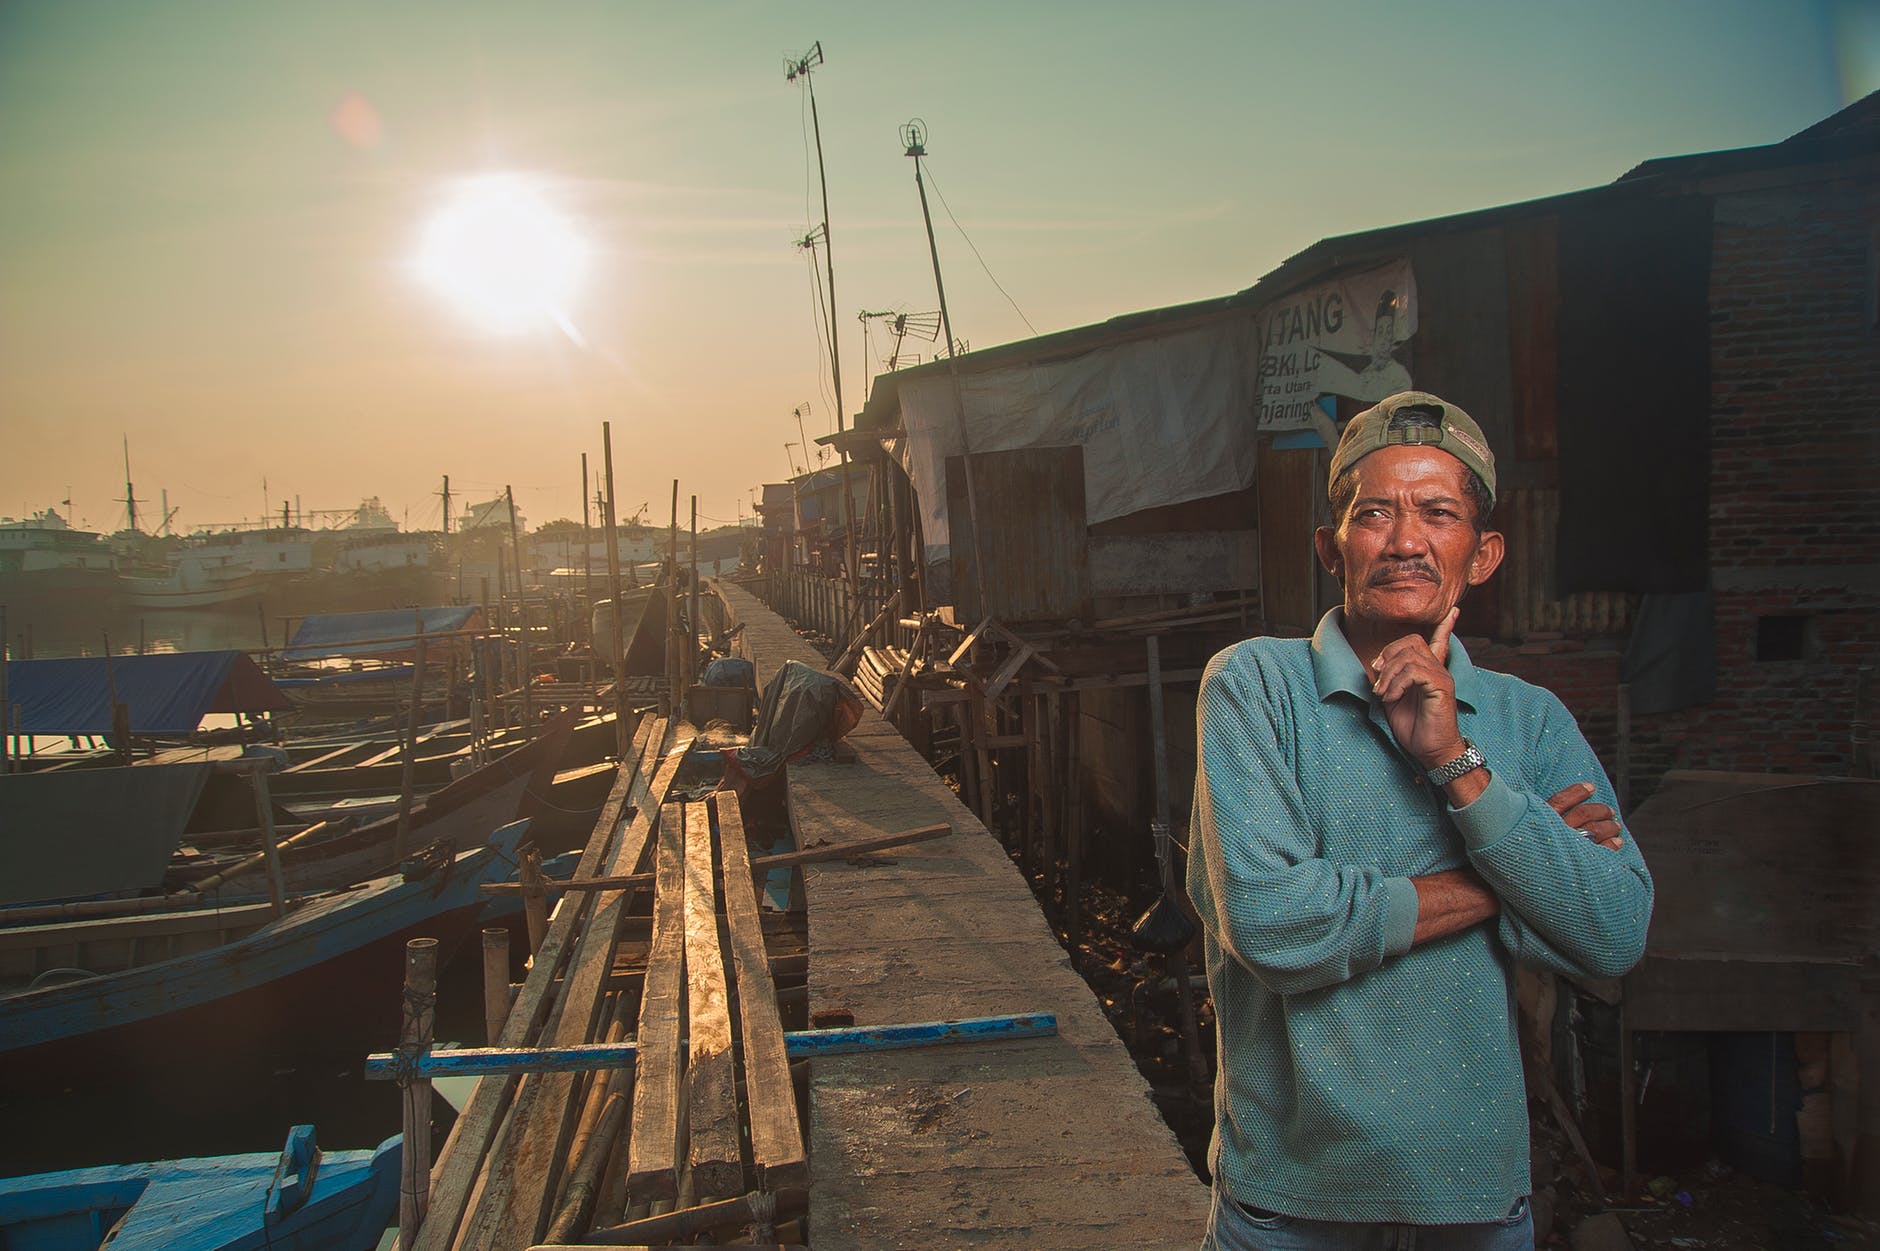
[280, 605, 482, 662]
[4, 651, 292, 735]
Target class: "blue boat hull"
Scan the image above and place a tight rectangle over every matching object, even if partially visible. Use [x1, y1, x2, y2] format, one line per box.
[0, 1126, 400, 1251]
[0, 830, 523, 1094]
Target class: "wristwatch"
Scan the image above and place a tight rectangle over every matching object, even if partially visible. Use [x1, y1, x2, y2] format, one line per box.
[1426, 740, 1487, 787]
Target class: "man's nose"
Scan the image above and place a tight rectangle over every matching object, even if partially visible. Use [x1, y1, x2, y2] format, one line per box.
[1384, 513, 1429, 555]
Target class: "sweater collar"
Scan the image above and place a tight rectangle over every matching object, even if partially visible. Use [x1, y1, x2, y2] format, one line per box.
[1309, 608, 1481, 712]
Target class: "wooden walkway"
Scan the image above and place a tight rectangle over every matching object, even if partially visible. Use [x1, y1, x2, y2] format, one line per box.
[717, 579, 1209, 1250]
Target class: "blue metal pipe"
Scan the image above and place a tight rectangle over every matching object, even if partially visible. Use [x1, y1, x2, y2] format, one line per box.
[363, 1012, 1056, 1080]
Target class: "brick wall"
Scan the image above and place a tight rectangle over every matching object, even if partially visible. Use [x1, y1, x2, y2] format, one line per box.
[1478, 173, 1880, 801]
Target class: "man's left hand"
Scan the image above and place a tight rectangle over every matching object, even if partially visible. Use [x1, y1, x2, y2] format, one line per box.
[1372, 606, 1467, 771]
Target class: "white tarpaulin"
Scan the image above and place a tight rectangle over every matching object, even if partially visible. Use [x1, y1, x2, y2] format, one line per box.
[894, 313, 1259, 563]
[1254, 259, 1417, 431]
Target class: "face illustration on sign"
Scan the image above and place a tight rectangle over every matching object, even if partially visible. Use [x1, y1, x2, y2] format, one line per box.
[1255, 261, 1417, 432]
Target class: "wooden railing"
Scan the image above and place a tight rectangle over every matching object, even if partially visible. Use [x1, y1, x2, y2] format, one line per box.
[758, 569, 909, 657]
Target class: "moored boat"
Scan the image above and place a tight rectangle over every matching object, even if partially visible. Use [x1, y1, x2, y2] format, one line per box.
[0, 1125, 399, 1251]
[0, 824, 524, 1094]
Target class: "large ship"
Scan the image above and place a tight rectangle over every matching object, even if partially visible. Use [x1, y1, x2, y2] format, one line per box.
[0, 510, 119, 623]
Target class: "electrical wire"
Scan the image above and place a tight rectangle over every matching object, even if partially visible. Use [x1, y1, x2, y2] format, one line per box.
[923, 164, 1038, 337]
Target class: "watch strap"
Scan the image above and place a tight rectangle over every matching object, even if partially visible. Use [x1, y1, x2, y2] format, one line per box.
[1426, 740, 1487, 786]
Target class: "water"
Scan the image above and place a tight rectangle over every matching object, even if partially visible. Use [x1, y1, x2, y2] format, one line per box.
[0, 931, 513, 1178]
[10, 603, 268, 659]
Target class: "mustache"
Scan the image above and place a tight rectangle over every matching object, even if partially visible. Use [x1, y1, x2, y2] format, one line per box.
[1367, 562, 1438, 586]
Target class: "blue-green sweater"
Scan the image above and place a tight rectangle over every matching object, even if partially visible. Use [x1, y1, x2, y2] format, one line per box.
[1188, 611, 1653, 1224]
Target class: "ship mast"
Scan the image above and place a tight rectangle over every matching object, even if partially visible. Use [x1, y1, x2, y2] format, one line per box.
[121, 435, 141, 534]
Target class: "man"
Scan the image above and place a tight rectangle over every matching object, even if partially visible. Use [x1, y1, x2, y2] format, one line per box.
[1189, 391, 1652, 1249]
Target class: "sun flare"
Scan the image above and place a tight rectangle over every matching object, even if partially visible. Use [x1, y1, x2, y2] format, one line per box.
[412, 173, 589, 337]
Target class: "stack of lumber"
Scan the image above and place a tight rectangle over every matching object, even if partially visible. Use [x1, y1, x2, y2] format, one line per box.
[851, 646, 907, 712]
[409, 713, 811, 1250]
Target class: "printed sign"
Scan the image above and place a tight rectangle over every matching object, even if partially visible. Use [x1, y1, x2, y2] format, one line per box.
[1255, 259, 1417, 431]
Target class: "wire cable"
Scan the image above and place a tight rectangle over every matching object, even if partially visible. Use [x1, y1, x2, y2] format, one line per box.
[923, 164, 1038, 337]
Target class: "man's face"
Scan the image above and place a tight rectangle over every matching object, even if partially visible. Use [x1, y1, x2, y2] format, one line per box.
[1314, 445, 1504, 635]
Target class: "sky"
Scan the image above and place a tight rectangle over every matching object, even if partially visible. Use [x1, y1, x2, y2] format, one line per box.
[1, 1, 1872, 537]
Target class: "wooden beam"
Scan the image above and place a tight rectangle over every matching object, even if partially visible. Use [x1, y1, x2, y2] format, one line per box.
[413, 715, 669, 1251]
[625, 799, 691, 1204]
[457, 729, 689, 1251]
[482, 824, 952, 896]
[713, 794, 807, 1186]
[683, 802, 743, 1200]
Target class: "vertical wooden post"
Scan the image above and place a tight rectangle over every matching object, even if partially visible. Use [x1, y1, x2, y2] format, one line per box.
[517, 597, 535, 742]
[249, 764, 288, 920]
[689, 494, 700, 720]
[399, 936, 439, 1249]
[1147, 635, 1207, 1090]
[0, 604, 9, 776]
[481, 926, 512, 1045]
[519, 845, 548, 956]
[1064, 690, 1084, 965]
[256, 601, 269, 652]
[1856, 957, 1880, 1213]
[601, 424, 629, 759]
[666, 480, 680, 716]
[394, 611, 429, 861]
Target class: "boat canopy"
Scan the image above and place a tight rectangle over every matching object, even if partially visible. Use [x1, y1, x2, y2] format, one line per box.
[0, 763, 212, 905]
[280, 605, 482, 663]
[4, 651, 291, 735]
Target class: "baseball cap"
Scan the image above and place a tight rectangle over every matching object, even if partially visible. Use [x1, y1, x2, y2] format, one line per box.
[1327, 391, 1497, 507]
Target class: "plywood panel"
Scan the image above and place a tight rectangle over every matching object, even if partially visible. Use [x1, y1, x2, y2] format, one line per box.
[945, 445, 1089, 623]
[1257, 446, 1321, 633]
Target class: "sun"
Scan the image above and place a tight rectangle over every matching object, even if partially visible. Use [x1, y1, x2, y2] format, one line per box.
[412, 173, 590, 338]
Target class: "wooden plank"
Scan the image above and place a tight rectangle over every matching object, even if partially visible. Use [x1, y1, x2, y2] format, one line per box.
[413, 715, 666, 1251]
[713, 793, 807, 1186]
[683, 801, 743, 1199]
[979, 640, 1036, 705]
[457, 727, 695, 1251]
[625, 799, 691, 1204]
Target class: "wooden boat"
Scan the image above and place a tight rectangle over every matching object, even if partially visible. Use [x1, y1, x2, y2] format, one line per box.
[0, 824, 524, 1094]
[0, 1125, 399, 1251]
[177, 716, 573, 896]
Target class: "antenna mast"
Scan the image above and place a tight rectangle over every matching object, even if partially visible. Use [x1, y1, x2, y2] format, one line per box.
[788, 40, 862, 609]
[903, 119, 987, 613]
[440, 475, 452, 536]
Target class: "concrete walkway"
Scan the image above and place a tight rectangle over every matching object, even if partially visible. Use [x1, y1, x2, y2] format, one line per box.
[717, 581, 1210, 1250]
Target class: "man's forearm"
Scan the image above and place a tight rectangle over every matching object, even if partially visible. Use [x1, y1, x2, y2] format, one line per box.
[1410, 868, 1499, 945]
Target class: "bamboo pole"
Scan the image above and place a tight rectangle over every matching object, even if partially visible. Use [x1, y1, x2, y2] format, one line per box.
[393, 611, 429, 861]
[182, 817, 346, 898]
[399, 936, 439, 1248]
[519, 845, 548, 955]
[482, 927, 511, 1045]
[248, 765, 288, 920]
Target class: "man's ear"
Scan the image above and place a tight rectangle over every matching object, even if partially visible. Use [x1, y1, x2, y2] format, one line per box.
[1467, 530, 1505, 586]
[1314, 526, 1343, 579]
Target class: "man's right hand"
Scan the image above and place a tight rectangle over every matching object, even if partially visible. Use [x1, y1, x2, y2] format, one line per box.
[1549, 782, 1624, 851]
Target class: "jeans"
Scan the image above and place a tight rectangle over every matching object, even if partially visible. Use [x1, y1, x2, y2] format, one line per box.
[1201, 1182, 1534, 1251]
